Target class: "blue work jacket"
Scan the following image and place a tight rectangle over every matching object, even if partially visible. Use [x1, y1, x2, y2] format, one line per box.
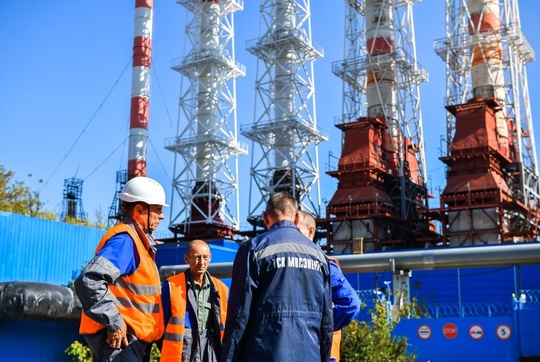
[221, 220, 333, 362]
[329, 259, 361, 331]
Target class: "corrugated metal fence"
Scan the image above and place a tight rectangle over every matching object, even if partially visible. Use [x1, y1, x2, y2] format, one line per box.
[0, 212, 105, 361]
[0, 211, 105, 285]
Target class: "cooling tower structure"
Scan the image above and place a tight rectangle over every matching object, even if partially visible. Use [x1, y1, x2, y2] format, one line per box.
[323, 0, 436, 254]
[434, 0, 539, 245]
[165, 0, 247, 239]
[242, 0, 327, 229]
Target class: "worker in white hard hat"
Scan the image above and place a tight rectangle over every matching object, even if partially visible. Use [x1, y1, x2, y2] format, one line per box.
[75, 176, 168, 362]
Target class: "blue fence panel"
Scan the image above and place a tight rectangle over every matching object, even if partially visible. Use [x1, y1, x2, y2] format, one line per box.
[156, 239, 239, 268]
[517, 304, 540, 357]
[394, 317, 518, 362]
[0, 320, 82, 361]
[0, 212, 105, 285]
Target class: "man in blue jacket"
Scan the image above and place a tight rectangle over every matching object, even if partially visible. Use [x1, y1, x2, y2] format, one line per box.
[297, 210, 361, 362]
[221, 192, 333, 362]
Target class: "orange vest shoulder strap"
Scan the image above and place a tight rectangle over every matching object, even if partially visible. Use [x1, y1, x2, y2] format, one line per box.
[94, 223, 138, 254]
[329, 256, 340, 267]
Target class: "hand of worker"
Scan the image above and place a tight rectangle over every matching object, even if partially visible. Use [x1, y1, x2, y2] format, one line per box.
[106, 323, 129, 350]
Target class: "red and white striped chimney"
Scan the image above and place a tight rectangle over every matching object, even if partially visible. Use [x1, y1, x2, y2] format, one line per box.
[128, 0, 153, 180]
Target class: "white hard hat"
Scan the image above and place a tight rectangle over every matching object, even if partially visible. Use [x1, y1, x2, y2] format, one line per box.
[119, 177, 169, 207]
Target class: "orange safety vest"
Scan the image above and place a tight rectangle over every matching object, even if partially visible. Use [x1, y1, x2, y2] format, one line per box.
[331, 330, 342, 361]
[160, 272, 228, 362]
[329, 256, 341, 361]
[79, 223, 164, 343]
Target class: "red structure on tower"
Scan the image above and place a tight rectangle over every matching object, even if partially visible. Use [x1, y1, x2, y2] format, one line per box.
[434, 0, 539, 245]
[322, 0, 438, 254]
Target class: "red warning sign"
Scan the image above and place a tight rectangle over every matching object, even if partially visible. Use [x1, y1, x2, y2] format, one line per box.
[418, 325, 432, 340]
[469, 324, 484, 340]
[442, 323, 458, 339]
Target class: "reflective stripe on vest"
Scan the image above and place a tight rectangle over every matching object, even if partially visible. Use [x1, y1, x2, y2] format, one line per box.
[161, 273, 228, 362]
[79, 223, 164, 342]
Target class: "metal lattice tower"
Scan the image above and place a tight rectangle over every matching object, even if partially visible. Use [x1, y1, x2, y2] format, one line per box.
[107, 170, 127, 227]
[242, 0, 327, 228]
[332, 0, 366, 126]
[322, 0, 433, 253]
[166, 0, 247, 239]
[334, 0, 428, 182]
[366, 0, 428, 183]
[434, 0, 539, 244]
[61, 178, 87, 222]
[434, 0, 538, 167]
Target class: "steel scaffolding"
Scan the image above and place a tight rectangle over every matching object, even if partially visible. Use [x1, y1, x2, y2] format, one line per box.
[166, 0, 247, 239]
[242, 0, 327, 229]
[434, 0, 539, 245]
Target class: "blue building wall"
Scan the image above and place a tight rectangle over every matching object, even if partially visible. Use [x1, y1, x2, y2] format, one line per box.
[0, 213, 241, 361]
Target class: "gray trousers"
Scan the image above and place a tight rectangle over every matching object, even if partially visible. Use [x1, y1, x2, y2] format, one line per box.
[185, 329, 219, 362]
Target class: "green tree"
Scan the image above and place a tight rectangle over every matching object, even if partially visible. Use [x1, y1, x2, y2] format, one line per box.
[340, 298, 418, 362]
[0, 165, 55, 220]
[64, 216, 93, 227]
[65, 341, 161, 361]
[93, 206, 107, 230]
[0, 165, 108, 228]
[65, 341, 92, 362]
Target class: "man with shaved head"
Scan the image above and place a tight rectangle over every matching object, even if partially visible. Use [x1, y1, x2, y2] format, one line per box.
[161, 240, 229, 362]
[222, 192, 333, 362]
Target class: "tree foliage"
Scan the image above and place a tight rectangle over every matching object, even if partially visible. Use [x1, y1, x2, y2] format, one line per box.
[0, 165, 55, 219]
[340, 298, 418, 362]
[0, 165, 107, 229]
[65, 341, 161, 361]
[65, 341, 92, 362]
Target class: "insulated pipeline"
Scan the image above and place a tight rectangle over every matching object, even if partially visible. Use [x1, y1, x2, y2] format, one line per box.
[0, 281, 82, 322]
[159, 242, 540, 280]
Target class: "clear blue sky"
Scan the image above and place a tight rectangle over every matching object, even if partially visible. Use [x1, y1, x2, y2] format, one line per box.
[1, 1, 539, 235]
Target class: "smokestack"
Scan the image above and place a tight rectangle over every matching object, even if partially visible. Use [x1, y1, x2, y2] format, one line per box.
[128, 0, 153, 180]
[468, 0, 508, 156]
[365, 0, 400, 176]
[365, 0, 396, 119]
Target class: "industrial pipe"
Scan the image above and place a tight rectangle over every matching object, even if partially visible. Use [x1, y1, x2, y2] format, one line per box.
[159, 242, 540, 280]
[0, 282, 82, 322]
